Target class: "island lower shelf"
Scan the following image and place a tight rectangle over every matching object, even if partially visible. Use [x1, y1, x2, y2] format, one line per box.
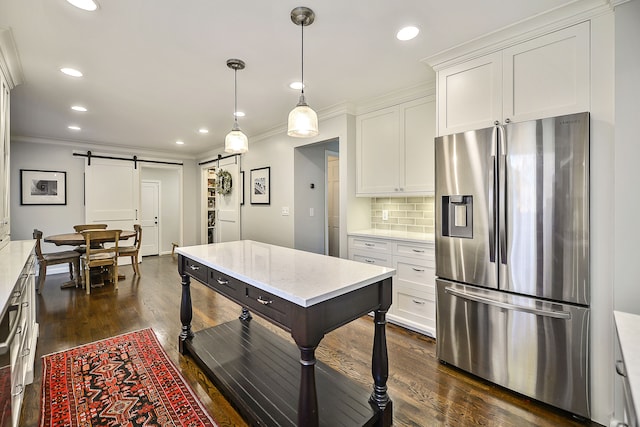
[184, 319, 381, 427]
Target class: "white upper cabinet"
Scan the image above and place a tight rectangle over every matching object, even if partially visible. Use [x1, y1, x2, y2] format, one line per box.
[357, 97, 436, 196]
[437, 22, 590, 136]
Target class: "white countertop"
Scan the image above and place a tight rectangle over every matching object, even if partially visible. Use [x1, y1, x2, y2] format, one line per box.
[349, 229, 435, 243]
[0, 240, 35, 318]
[614, 310, 640, 417]
[177, 240, 395, 307]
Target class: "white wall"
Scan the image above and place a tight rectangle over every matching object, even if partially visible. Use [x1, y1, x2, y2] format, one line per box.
[293, 139, 339, 254]
[140, 166, 180, 253]
[9, 140, 199, 250]
[614, 0, 640, 314]
[10, 141, 86, 252]
[237, 113, 369, 253]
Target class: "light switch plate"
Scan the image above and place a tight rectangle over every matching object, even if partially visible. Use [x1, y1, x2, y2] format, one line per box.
[282, 207, 290, 216]
[382, 210, 389, 221]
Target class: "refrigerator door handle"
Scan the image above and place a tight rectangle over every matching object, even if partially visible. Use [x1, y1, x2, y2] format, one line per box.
[498, 125, 507, 265]
[444, 286, 572, 319]
[489, 155, 496, 262]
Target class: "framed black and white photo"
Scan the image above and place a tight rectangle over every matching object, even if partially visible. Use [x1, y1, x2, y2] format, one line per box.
[20, 169, 67, 205]
[250, 167, 270, 205]
[240, 171, 245, 205]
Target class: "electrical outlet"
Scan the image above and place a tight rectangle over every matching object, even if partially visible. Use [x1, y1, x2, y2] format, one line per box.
[382, 210, 389, 221]
[309, 208, 314, 217]
[282, 207, 290, 216]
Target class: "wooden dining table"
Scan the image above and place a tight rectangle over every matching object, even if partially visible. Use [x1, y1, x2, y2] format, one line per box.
[44, 230, 136, 289]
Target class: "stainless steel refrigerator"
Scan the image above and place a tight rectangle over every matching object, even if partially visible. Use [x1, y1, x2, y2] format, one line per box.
[435, 112, 590, 418]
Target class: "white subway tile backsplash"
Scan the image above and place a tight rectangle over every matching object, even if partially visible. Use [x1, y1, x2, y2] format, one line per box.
[371, 196, 434, 233]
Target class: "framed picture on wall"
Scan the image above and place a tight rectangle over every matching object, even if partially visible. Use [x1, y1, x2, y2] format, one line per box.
[250, 167, 270, 205]
[240, 170, 245, 205]
[20, 169, 67, 205]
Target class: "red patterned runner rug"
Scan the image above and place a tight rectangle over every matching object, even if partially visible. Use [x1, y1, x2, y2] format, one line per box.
[39, 328, 218, 427]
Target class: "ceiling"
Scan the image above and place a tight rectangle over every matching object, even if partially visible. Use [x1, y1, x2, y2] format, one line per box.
[1, 0, 577, 157]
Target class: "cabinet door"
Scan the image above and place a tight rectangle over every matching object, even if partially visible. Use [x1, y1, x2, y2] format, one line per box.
[437, 52, 502, 135]
[356, 106, 400, 195]
[402, 98, 436, 194]
[502, 21, 589, 123]
[0, 76, 9, 244]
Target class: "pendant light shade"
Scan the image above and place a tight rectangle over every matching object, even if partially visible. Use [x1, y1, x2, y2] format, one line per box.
[225, 59, 248, 154]
[288, 7, 319, 138]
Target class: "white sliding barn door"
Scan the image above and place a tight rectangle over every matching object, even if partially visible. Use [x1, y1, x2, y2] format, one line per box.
[85, 158, 139, 263]
[216, 157, 240, 243]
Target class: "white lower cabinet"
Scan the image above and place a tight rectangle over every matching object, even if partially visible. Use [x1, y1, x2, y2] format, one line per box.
[349, 234, 435, 337]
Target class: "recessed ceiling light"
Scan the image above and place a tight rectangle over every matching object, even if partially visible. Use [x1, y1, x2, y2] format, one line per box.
[234, 111, 245, 118]
[198, 128, 209, 134]
[60, 67, 83, 77]
[68, 125, 81, 131]
[176, 140, 185, 145]
[396, 26, 419, 41]
[65, 0, 98, 11]
[71, 105, 87, 112]
[289, 82, 304, 90]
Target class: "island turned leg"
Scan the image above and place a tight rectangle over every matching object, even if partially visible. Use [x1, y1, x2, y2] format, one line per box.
[298, 346, 319, 427]
[239, 307, 253, 321]
[179, 273, 194, 354]
[370, 308, 393, 426]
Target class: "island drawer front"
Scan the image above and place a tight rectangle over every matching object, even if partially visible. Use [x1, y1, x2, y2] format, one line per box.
[349, 237, 391, 254]
[243, 286, 289, 327]
[184, 258, 208, 283]
[208, 269, 242, 300]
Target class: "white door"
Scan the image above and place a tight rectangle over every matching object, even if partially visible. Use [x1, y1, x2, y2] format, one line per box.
[85, 157, 140, 264]
[327, 152, 339, 257]
[140, 180, 160, 256]
[216, 157, 240, 243]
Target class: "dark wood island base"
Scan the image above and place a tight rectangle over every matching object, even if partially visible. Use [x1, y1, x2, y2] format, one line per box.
[176, 242, 394, 427]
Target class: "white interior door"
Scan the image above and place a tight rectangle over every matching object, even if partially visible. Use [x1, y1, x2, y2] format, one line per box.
[216, 157, 240, 243]
[85, 157, 139, 264]
[140, 180, 160, 256]
[327, 152, 340, 257]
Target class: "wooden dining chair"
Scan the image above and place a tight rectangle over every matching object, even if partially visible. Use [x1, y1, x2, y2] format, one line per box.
[117, 224, 142, 276]
[73, 224, 108, 232]
[33, 229, 81, 294]
[80, 229, 121, 295]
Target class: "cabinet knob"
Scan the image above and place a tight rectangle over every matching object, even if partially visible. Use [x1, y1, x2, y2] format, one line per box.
[494, 120, 500, 126]
[505, 118, 511, 123]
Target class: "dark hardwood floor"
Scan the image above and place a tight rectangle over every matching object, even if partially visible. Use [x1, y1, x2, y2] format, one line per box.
[23, 255, 601, 427]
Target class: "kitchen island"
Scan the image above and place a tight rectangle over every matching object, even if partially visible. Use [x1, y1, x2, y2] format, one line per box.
[176, 240, 395, 427]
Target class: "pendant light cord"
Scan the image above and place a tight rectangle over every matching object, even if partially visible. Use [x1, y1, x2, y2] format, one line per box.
[301, 22, 305, 96]
[234, 68, 239, 125]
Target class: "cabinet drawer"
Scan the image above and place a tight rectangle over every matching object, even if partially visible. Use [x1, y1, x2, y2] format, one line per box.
[183, 258, 208, 283]
[393, 284, 436, 328]
[395, 243, 434, 261]
[395, 258, 435, 289]
[352, 252, 393, 268]
[349, 237, 391, 254]
[208, 269, 242, 300]
[243, 286, 289, 327]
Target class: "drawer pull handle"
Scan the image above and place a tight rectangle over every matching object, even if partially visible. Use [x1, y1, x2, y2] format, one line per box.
[412, 268, 425, 272]
[189, 264, 200, 271]
[11, 385, 24, 397]
[616, 360, 627, 377]
[412, 299, 426, 305]
[364, 243, 375, 247]
[216, 278, 229, 286]
[364, 259, 375, 264]
[257, 296, 273, 305]
[412, 249, 425, 253]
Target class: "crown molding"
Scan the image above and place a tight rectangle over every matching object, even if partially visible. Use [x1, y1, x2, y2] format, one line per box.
[11, 134, 198, 161]
[354, 81, 436, 115]
[423, 0, 612, 71]
[0, 28, 24, 88]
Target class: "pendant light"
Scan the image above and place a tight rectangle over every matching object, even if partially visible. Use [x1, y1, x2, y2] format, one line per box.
[287, 7, 319, 138]
[224, 59, 249, 153]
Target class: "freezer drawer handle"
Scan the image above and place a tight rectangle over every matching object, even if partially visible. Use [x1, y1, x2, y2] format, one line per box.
[444, 287, 571, 319]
